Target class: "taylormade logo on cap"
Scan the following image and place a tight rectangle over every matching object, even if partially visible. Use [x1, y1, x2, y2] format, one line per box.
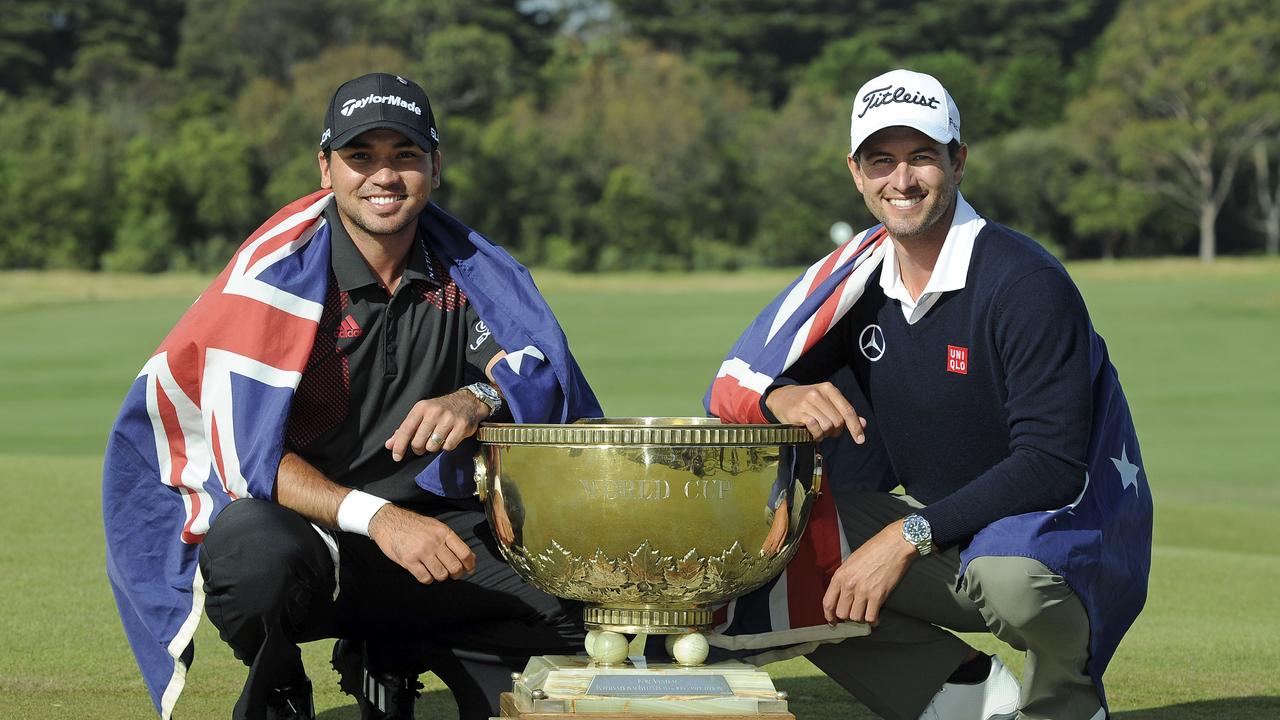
[340, 94, 423, 117]
[850, 69, 960, 155]
[320, 73, 439, 151]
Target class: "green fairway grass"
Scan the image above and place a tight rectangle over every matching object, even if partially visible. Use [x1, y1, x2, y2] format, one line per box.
[1, 259, 1277, 719]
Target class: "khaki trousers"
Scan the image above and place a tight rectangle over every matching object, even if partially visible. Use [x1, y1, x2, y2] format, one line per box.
[804, 493, 1101, 720]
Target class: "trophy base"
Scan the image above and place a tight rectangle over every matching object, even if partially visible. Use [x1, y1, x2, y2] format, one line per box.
[506, 655, 792, 716]
[584, 604, 713, 635]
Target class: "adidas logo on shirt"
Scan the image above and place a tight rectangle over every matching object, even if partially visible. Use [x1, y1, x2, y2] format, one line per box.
[336, 315, 362, 339]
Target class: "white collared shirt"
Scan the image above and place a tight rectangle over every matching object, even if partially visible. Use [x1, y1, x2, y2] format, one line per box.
[879, 193, 986, 324]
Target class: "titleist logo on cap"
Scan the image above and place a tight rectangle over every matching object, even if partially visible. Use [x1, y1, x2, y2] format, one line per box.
[340, 94, 423, 117]
[857, 84, 940, 118]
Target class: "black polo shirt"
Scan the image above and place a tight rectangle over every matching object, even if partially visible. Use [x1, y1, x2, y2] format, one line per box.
[284, 203, 500, 504]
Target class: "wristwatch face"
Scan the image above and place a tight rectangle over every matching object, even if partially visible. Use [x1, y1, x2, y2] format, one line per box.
[903, 514, 931, 546]
[467, 383, 501, 413]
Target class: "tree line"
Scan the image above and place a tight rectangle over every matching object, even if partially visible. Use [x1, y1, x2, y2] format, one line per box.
[0, 0, 1276, 272]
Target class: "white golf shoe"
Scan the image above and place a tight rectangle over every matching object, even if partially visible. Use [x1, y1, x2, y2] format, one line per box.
[918, 656, 1020, 720]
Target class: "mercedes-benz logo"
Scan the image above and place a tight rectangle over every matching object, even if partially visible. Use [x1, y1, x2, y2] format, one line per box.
[859, 324, 886, 362]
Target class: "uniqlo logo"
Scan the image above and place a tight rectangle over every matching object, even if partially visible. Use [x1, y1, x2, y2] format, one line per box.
[947, 345, 968, 375]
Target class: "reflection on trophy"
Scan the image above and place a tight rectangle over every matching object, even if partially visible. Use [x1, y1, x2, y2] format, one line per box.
[474, 417, 823, 718]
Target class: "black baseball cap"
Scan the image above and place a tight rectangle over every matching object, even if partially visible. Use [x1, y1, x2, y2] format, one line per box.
[320, 73, 439, 152]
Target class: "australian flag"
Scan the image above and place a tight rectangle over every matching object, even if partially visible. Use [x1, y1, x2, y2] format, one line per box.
[705, 223, 1151, 706]
[102, 191, 600, 718]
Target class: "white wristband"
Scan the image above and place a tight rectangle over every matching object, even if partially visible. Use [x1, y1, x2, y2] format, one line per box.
[336, 490, 391, 536]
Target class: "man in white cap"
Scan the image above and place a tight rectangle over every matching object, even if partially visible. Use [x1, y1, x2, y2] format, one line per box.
[737, 69, 1150, 719]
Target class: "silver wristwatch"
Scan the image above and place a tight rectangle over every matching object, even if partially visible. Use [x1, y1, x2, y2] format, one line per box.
[901, 513, 934, 556]
[463, 382, 503, 417]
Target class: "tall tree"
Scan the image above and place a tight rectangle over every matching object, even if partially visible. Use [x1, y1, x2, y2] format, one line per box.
[0, 0, 78, 94]
[352, 0, 559, 77]
[798, 33, 894, 93]
[458, 39, 757, 271]
[0, 0, 183, 96]
[747, 85, 870, 265]
[612, 0, 1117, 107]
[963, 128, 1078, 256]
[177, 0, 335, 90]
[416, 25, 517, 118]
[0, 98, 121, 268]
[1072, 0, 1280, 261]
[1252, 136, 1280, 255]
[610, 0, 862, 103]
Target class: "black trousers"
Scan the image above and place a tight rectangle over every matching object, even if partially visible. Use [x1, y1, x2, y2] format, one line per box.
[198, 496, 584, 720]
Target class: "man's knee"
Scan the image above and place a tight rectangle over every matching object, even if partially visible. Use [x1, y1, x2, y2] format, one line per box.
[200, 498, 333, 617]
[835, 492, 923, 546]
[964, 555, 1088, 641]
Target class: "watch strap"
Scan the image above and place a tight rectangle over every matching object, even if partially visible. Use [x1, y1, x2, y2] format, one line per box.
[902, 513, 934, 557]
[464, 382, 502, 417]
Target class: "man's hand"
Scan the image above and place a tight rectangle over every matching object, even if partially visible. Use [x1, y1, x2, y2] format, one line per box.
[761, 497, 790, 557]
[822, 519, 917, 625]
[368, 503, 477, 583]
[490, 490, 516, 547]
[765, 383, 867, 443]
[385, 389, 490, 460]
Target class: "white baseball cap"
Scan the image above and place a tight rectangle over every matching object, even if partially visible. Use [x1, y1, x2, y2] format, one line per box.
[849, 69, 961, 155]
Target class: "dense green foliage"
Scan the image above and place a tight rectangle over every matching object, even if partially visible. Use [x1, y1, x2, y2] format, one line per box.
[0, 0, 1276, 271]
[2, 261, 1279, 717]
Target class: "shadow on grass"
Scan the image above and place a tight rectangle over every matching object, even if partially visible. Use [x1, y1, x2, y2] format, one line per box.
[317, 688, 458, 719]
[1113, 696, 1280, 719]
[742, 674, 882, 720]
[316, 687, 1279, 719]
[778, 674, 1280, 720]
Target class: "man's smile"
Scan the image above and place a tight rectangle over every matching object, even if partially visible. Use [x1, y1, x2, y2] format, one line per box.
[362, 193, 410, 213]
[364, 194, 407, 205]
[887, 196, 924, 209]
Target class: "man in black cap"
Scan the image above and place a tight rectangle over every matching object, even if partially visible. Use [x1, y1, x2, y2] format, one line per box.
[196, 72, 586, 720]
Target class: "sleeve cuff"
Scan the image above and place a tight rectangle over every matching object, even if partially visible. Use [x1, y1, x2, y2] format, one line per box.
[759, 378, 800, 424]
[916, 503, 969, 549]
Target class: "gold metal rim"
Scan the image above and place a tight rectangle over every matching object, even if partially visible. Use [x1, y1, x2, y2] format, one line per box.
[584, 605, 715, 633]
[476, 420, 812, 446]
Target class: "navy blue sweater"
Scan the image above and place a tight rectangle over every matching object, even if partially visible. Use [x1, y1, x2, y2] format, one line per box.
[776, 223, 1091, 547]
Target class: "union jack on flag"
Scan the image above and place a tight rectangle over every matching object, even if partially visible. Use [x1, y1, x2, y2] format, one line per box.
[705, 226, 890, 424]
[103, 191, 601, 718]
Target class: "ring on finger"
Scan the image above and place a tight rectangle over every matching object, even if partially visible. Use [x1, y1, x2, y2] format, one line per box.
[428, 432, 445, 446]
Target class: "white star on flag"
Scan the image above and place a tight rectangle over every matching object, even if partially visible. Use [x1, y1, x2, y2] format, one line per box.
[1110, 445, 1142, 494]
[503, 345, 546, 375]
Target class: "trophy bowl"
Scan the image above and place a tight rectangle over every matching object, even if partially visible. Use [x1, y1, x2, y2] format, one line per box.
[474, 417, 821, 637]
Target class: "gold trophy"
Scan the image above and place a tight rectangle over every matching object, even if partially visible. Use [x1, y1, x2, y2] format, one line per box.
[474, 417, 825, 718]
